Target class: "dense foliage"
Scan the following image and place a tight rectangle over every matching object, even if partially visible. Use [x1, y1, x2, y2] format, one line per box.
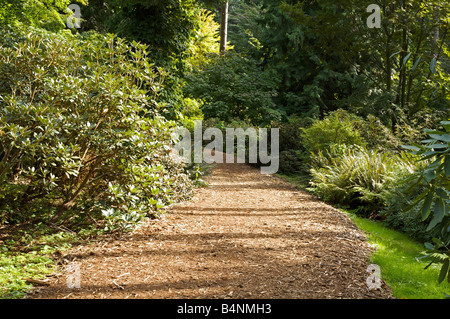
[184, 52, 281, 126]
[0, 0, 86, 31]
[403, 121, 450, 283]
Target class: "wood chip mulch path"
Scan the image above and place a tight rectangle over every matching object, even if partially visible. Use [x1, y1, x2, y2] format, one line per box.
[27, 157, 393, 299]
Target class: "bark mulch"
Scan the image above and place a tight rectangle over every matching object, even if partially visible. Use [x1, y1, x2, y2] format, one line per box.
[27, 158, 393, 299]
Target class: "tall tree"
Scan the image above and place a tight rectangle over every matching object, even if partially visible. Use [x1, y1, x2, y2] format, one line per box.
[220, 1, 229, 54]
[255, 0, 449, 126]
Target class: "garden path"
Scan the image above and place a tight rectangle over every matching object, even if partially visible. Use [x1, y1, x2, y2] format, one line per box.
[28, 154, 392, 299]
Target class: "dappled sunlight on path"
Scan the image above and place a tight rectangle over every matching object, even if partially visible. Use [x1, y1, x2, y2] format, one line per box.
[28, 154, 392, 299]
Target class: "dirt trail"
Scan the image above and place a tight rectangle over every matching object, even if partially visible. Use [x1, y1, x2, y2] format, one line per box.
[28, 158, 392, 299]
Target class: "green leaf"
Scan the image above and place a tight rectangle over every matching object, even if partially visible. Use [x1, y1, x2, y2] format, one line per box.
[411, 56, 421, 71]
[424, 129, 445, 135]
[401, 145, 420, 151]
[425, 144, 447, 149]
[448, 266, 450, 284]
[426, 198, 445, 231]
[424, 261, 434, 270]
[439, 259, 449, 284]
[402, 52, 412, 67]
[424, 169, 436, 183]
[428, 134, 450, 143]
[422, 191, 434, 221]
[389, 50, 402, 59]
[430, 58, 437, 73]
[436, 188, 449, 200]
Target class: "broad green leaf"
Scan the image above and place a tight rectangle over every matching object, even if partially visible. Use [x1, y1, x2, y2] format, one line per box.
[429, 134, 450, 143]
[436, 188, 449, 200]
[401, 145, 420, 151]
[422, 191, 434, 221]
[424, 169, 436, 183]
[411, 56, 421, 71]
[389, 50, 402, 59]
[403, 188, 428, 212]
[424, 129, 445, 135]
[426, 198, 445, 231]
[402, 52, 412, 67]
[448, 266, 450, 284]
[425, 144, 447, 149]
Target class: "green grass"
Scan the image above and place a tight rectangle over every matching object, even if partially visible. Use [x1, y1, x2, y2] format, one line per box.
[0, 223, 96, 299]
[347, 213, 450, 299]
[0, 250, 56, 299]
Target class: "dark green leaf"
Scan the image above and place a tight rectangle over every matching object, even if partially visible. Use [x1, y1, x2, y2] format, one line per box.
[401, 145, 420, 151]
[403, 192, 427, 212]
[422, 191, 434, 221]
[425, 144, 447, 149]
[411, 56, 421, 71]
[424, 129, 445, 135]
[402, 52, 412, 67]
[389, 50, 401, 59]
[424, 169, 436, 183]
[426, 198, 445, 231]
[436, 188, 449, 200]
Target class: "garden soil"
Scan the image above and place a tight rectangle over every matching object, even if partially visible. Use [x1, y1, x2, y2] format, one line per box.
[27, 154, 393, 299]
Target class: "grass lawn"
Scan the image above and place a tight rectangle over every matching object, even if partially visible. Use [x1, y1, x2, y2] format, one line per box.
[348, 213, 450, 299]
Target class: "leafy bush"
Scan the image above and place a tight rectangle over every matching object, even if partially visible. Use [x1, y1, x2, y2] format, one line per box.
[308, 144, 419, 215]
[381, 173, 432, 241]
[0, 27, 193, 230]
[403, 121, 450, 283]
[404, 121, 450, 243]
[355, 115, 402, 152]
[274, 116, 312, 174]
[301, 110, 367, 154]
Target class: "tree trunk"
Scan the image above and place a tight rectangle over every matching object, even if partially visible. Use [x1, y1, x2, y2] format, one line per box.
[220, 2, 229, 54]
[431, 4, 440, 60]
